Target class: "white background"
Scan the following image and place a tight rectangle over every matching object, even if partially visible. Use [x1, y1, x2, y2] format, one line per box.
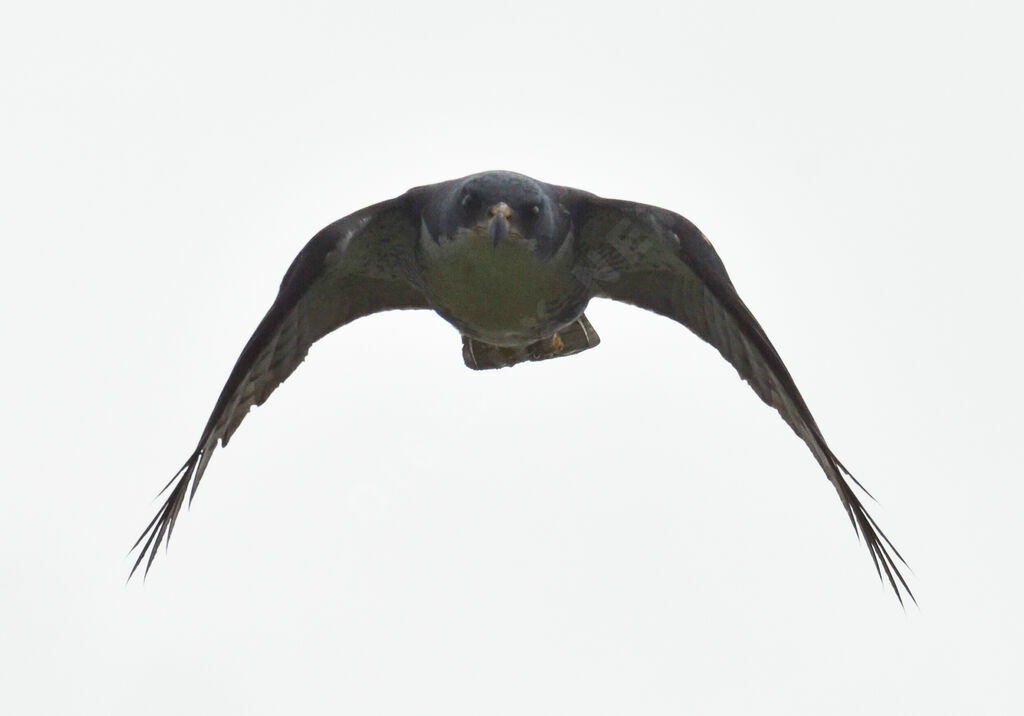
[3, 1, 1022, 713]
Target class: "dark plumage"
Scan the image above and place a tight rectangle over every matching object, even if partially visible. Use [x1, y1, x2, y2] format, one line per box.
[131, 170, 912, 604]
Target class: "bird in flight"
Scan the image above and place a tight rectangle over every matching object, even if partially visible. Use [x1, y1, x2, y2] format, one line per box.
[131, 170, 912, 603]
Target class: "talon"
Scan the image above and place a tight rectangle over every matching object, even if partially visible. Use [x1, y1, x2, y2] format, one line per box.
[550, 333, 564, 353]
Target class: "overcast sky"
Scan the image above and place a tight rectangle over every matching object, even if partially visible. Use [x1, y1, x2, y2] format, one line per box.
[3, 1, 1022, 714]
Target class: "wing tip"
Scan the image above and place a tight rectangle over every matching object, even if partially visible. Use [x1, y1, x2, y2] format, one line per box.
[127, 446, 210, 582]
[835, 462, 916, 607]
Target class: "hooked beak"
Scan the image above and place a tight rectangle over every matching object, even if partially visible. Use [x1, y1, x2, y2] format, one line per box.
[486, 202, 513, 246]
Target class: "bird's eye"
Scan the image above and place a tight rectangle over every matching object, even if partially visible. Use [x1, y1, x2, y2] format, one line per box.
[530, 204, 540, 216]
[461, 193, 479, 210]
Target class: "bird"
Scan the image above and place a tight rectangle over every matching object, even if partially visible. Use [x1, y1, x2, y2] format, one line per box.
[131, 170, 912, 603]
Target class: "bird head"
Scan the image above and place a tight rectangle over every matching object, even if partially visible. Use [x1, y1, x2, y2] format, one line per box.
[419, 171, 571, 257]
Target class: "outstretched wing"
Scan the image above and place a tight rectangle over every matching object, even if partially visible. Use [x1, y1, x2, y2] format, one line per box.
[567, 193, 913, 604]
[130, 195, 428, 578]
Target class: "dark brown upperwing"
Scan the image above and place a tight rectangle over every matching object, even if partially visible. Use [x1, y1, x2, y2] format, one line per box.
[566, 193, 912, 604]
[130, 195, 427, 578]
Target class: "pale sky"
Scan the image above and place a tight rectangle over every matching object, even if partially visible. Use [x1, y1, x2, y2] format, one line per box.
[3, 1, 1022, 714]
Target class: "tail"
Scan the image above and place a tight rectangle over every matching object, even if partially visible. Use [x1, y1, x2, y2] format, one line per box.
[462, 314, 601, 370]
